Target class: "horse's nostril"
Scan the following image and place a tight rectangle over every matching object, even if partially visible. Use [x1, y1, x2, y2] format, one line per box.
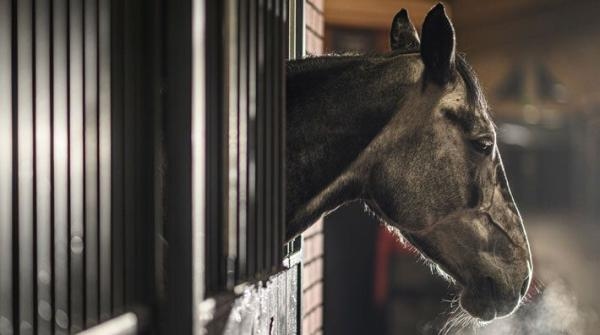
[520, 276, 530, 298]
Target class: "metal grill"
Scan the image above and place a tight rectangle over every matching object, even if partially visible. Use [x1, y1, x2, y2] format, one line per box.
[0, 0, 294, 333]
[0, 0, 157, 333]
[204, 0, 288, 294]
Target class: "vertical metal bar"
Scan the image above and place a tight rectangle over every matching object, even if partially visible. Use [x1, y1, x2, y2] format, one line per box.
[204, 0, 218, 293]
[17, 0, 36, 332]
[287, 0, 296, 60]
[273, 0, 280, 269]
[110, 0, 125, 315]
[35, 0, 53, 333]
[264, 0, 273, 272]
[276, 0, 282, 269]
[203, 0, 228, 292]
[84, 0, 99, 326]
[295, 0, 305, 59]
[149, 0, 165, 314]
[226, 0, 239, 287]
[192, 0, 207, 330]
[0, 0, 13, 333]
[272, 0, 282, 269]
[246, 0, 257, 278]
[123, 0, 138, 306]
[70, 0, 86, 330]
[275, 0, 281, 267]
[98, 0, 112, 322]
[255, 0, 265, 275]
[163, 0, 193, 330]
[236, 0, 248, 282]
[280, 0, 288, 272]
[52, 0, 70, 332]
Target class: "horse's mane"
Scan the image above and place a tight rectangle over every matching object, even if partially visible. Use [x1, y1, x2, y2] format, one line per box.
[455, 53, 488, 112]
[287, 51, 487, 113]
[286, 53, 372, 77]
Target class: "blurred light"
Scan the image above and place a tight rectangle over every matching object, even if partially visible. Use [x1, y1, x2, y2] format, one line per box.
[543, 108, 563, 129]
[77, 312, 137, 335]
[499, 123, 534, 147]
[522, 104, 541, 124]
[554, 83, 568, 104]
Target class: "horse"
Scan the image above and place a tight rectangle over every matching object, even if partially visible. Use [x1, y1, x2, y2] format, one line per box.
[285, 3, 532, 324]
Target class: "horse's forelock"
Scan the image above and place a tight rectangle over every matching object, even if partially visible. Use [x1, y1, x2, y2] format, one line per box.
[455, 54, 488, 113]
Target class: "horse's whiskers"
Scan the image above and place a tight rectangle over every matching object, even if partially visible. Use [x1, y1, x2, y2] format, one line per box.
[438, 293, 488, 335]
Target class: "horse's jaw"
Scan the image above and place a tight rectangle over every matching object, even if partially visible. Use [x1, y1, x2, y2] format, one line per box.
[364, 201, 531, 323]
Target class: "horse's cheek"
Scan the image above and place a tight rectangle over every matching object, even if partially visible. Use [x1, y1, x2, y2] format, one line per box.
[370, 168, 424, 231]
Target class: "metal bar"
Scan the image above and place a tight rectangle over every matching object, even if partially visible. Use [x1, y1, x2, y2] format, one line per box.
[271, 0, 287, 269]
[77, 312, 137, 335]
[35, 0, 53, 332]
[0, 0, 13, 333]
[276, 0, 282, 267]
[272, 0, 282, 269]
[84, 0, 100, 326]
[272, 0, 280, 273]
[237, 1, 248, 282]
[226, 0, 239, 287]
[70, 0, 86, 330]
[288, 0, 296, 59]
[110, 0, 125, 315]
[98, 0, 112, 322]
[264, 0, 273, 272]
[192, 0, 207, 330]
[295, 0, 305, 59]
[123, 0, 139, 306]
[280, 0, 288, 271]
[52, 0, 70, 332]
[148, 0, 165, 314]
[204, 0, 220, 293]
[246, 0, 257, 278]
[163, 0, 193, 330]
[17, 0, 36, 332]
[255, 0, 265, 275]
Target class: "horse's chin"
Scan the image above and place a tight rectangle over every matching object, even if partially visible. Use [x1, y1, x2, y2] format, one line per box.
[459, 286, 520, 322]
[410, 245, 518, 323]
[362, 201, 516, 323]
[390, 229, 509, 323]
[412, 259, 503, 323]
[459, 289, 499, 322]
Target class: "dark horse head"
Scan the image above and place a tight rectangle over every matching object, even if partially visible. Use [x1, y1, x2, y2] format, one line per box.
[286, 3, 532, 322]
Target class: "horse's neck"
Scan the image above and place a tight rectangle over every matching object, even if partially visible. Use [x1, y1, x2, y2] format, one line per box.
[286, 56, 402, 238]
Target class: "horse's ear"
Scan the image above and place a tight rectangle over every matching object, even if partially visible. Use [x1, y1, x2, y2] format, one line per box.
[390, 9, 420, 53]
[420, 3, 456, 85]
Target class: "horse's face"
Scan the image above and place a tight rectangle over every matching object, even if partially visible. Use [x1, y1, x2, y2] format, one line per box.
[366, 5, 532, 321]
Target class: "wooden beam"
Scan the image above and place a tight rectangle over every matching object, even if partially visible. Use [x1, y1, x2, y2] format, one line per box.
[324, 0, 443, 29]
[453, 0, 600, 51]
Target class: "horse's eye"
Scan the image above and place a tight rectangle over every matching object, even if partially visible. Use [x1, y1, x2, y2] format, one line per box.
[471, 138, 493, 155]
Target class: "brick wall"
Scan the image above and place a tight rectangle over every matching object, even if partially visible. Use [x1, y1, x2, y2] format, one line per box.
[304, 0, 324, 55]
[302, 1, 325, 333]
[302, 218, 324, 335]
